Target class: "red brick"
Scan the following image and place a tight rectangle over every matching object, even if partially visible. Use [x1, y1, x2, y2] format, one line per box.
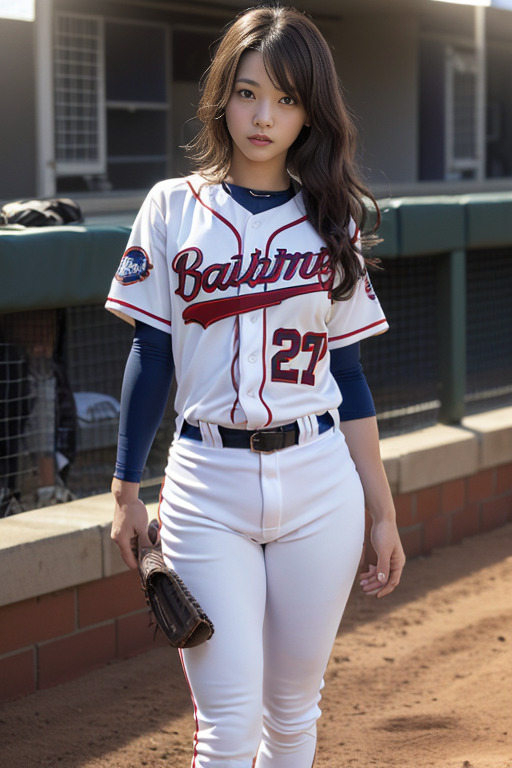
[400, 526, 423, 559]
[78, 570, 145, 627]
[441, 478, 466, 513]
[451, 503, 481, 543]
[423, 515, 450, 554]
[0, 650, 36, 702]
[393, 493, 414, 527]
[415, 485, 441, 523]
[0, 590, 75, 655]
[481, 496, 512, 532]
[38, 624, 116, 689]
[496, 464, 512, 494]
[116, 611, 167, 659]
[467, 469, 495, 503]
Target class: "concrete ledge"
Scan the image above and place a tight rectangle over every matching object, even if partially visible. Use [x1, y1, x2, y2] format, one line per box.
[0, 495, 158, 607]
[463, 407, 512, 469]
[381, 423, 479, 494]
[1, 407, 512, 609]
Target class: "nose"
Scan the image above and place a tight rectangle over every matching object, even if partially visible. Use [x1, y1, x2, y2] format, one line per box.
[253, 100, 273, 128]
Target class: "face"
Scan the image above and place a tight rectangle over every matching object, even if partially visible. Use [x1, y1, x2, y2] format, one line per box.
[224, 50, 308, 188]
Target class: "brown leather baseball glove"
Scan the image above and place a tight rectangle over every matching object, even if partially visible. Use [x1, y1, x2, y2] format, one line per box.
[136, 519, 214, 648]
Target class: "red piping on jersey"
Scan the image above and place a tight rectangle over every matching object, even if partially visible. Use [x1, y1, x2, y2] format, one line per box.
[230, 317, 241, 422]
[259, 307, 273, 426]
[186, 180, 243, 252]
[106, 297, 172, 327]
[264, 215, 308, 259]
[179, 648, 200, 767]
[156, 479, 165, 533]
[258, 215, 307, 426]
[186, 179, 243, 420]
[329, 317, 388, 341]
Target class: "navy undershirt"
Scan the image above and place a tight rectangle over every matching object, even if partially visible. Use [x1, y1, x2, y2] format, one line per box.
[222, 181, 295, 213]
[114, 183, 376, 482]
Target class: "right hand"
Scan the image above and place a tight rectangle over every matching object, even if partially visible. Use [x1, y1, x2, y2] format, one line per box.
[111, 478, 152, 569]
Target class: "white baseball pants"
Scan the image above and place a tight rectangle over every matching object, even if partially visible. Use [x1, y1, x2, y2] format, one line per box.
[159, 419, 365, 768]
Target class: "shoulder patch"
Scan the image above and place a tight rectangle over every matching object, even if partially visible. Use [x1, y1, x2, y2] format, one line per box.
[115, 246, 153, 286]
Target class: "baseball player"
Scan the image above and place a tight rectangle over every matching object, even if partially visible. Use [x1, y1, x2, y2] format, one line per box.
[107, 6, 405, 767]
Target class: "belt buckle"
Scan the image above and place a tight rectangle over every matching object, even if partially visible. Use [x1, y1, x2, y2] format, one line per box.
[250, 430, 282, 454]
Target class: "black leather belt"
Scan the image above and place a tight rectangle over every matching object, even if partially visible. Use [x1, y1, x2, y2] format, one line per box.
[180, 412, 334, 453]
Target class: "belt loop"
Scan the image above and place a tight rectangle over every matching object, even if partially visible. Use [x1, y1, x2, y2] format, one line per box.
[297, 415, 315, 445]
[329, 407, 340, 431]
[199, 421, 223, 448]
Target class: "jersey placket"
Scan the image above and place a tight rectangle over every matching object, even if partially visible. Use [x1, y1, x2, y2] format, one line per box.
[237, 214, 269, 429]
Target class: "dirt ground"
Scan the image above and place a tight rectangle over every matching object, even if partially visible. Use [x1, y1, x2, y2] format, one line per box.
[1, 522, 511, 768]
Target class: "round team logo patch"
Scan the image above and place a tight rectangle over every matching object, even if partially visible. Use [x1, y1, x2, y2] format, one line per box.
[115, 246, 153, 286]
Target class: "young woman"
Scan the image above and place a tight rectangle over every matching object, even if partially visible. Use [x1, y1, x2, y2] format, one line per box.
[106, 6, 405, 767]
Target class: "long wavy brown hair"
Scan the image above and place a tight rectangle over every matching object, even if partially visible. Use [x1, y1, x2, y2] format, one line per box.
[187, 5, 380, 300]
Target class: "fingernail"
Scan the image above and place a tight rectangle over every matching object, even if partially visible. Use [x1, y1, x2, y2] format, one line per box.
[360, 579, 368, 586]
[378, 572, 387, 583]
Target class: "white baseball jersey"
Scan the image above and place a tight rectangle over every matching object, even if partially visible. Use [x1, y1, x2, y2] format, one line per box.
[106, 175, 388, 431]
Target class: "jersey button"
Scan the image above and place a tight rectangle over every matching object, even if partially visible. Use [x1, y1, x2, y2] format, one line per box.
[252, 220, 261, 228]
[247, 390, 255, 398]
[250, 316, 257, 323]
[248, 354, 256, 363]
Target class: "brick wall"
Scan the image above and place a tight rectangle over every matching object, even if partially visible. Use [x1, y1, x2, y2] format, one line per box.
[392, 463, 512, 559]
[0, 569, 167, 701]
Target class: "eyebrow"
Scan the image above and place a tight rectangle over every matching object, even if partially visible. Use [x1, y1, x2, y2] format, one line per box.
[234, 78, 259, 86]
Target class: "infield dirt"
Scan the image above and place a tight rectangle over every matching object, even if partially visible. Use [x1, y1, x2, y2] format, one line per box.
[1, 522, 511, 768]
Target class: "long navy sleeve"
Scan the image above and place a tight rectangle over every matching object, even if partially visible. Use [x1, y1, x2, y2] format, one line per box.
[330, 343, 376, 421]
[114, 321, 174, 483]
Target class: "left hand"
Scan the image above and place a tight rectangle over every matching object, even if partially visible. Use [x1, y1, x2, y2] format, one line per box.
[359, 518, 406, 598]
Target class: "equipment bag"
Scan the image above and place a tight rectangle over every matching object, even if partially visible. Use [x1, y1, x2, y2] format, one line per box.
[0, 198, 82, 227]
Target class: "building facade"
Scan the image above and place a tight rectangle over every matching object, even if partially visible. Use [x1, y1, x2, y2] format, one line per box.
[1, 0, 512, 213]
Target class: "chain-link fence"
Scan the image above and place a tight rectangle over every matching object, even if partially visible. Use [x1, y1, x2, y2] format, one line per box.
[0, 307, 173, 516]
[362, 255, 440, 436]
[1, 248, 511, 515]
[465, 247, 512, 414]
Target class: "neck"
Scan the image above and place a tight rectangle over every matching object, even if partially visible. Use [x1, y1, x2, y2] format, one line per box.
[226, 158, 289, 192]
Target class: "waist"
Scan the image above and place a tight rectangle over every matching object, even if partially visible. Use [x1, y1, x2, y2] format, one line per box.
[180, 412, 334, 453]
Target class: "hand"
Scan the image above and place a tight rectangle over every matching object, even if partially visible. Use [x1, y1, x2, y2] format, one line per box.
[359, 518, 405, 598]
[111, 479, 152, 569]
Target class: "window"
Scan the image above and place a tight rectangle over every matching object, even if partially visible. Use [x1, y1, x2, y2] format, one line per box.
[486, 43, 512, 178]
[419, 38, 485, 182]
[54, 13, 168, 192]
[54, 13, 105, 176]
[171, 27, 216, 177]
[445, 47, 479, 178]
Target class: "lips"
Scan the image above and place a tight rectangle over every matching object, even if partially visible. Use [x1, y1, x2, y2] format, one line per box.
[248, 134, 272, 145]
